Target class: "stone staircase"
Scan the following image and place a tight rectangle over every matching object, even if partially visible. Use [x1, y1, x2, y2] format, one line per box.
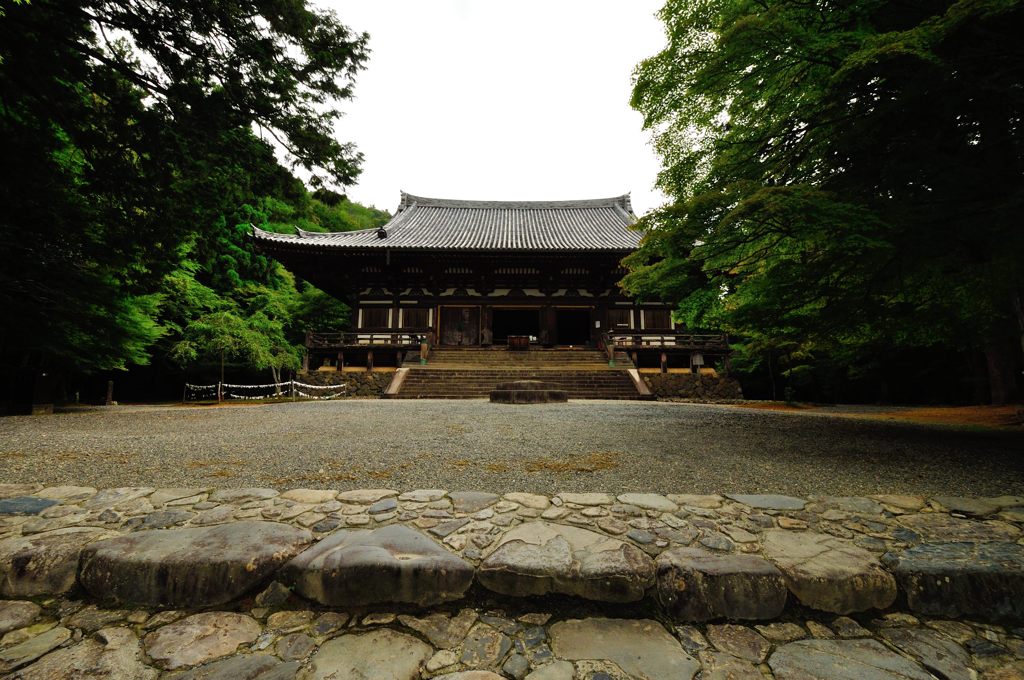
[390, 348, 650, 400]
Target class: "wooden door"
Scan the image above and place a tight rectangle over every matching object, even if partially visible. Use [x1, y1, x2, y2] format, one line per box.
[440, 306, 480, 346]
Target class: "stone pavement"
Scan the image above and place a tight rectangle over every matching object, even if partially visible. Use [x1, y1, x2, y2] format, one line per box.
[1, 484, 1023, 678]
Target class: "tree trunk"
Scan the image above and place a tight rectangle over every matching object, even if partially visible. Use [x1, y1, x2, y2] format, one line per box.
[220, 351, 225, 384]
[271, 366, 282, 396]
[984, 334, 1020, 405]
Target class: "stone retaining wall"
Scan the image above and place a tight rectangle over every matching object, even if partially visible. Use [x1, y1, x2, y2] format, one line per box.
[1, 485, 1021, 625]
[298, 371, 393, 397]
[642, 373, 745, 400]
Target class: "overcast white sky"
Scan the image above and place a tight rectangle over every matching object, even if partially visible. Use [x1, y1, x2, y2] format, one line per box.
[320, 1, 668, 215]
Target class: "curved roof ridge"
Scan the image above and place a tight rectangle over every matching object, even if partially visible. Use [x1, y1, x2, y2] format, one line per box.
[399, 192, 632, 211]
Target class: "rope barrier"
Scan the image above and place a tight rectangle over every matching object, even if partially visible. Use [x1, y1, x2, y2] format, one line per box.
[183, 380, 348, 402]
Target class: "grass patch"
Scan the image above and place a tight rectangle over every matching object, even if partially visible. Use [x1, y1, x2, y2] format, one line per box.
[524, 451, 620, 473]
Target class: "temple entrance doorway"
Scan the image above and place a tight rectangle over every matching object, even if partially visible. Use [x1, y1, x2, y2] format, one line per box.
[439, 306, 480, 346]
[492, 308, 541, 344]
[555, 308, 591, 346]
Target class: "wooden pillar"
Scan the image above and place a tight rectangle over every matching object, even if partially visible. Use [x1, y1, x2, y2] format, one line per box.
[481, 305, 493, 346]
[366, 350, 374, 372]
[337, 350, 344, 372]
[660, 352, 668, 374]
[542, 305, 556, 346]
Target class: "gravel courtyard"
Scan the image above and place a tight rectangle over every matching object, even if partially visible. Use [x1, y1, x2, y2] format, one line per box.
[1, 400, 1021, 496]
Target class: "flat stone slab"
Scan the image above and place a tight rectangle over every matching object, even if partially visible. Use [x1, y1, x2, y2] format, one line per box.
[761, 530, 896, 614]
[0, 625, 72, 673]
[880, 628, 973, 680]
[302, 629, 431, 680]
[282, 524, 473, 607]
[656, 547, 787, 621]
[726, 494, 806, 511]
[79, 521, 312, 606]
[0, 527, 113, 597]
[478, 521, 654, 602]
[144, 612, 260, 670]
[549, 618, 699, 680]
[12, 627, 157, 680]
[335, 489, 397, 504]
[617, 493, 678, 512]
[0, 600, 41, 635]
[931, 496, 1000, 517]
[769, 639, 932, 680]
[881, 541, 1024, 618]
[0, 497, 59, 515]
[897, 512, 1020, 542]
[166, 655, 299, 680]
[450, 492, 499, 513]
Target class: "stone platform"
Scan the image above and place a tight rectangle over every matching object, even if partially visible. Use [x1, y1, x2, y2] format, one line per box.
[1, 484, 1023, 678]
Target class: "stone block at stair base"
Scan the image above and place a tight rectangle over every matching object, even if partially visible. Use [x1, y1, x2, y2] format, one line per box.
[490, 381, 568, 404]
[880, 541, 1024, 619]
[0, 527, 114, 597]
[478, 522, 654, 602]
[78, 521, 312, 607]
[761, 530, 896, 614]
[282, 524, 473, 607]
[656, 548, 787, 621]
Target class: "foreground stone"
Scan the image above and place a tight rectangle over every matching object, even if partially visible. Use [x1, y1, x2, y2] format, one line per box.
[282, 525, 473, 607]
[78, 521, 312, 606]
[761, 530, 896, 614]
[479, 522, 654, 602]
[164, 655, 300, 680]
[0, 497, 59, 515]
[0, 626, 72, 673]
[9, 627, 157, 680]
[879, 628, 973, 680]
[549, 618, 700, 680]
[301, 629, 431, 680]
[656, 548, 787, 621]
[769, 639, 933, 680]
[0, 600, 41, 635]
[726, 494, 806, 511]
[143, 612, 261, 670]
[0, 527, 113, 597]
[881, 541, 1024, 619]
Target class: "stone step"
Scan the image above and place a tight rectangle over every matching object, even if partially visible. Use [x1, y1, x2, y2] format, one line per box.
[2, 486, 1022, 628]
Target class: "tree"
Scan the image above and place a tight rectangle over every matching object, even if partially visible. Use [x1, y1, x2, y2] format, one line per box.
[0, 0, 370, 404]
[626, 0, 1024, 403]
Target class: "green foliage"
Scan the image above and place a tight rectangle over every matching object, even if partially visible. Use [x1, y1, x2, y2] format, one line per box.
[628, 0, 1024, 402]
[0, 0, 370, 384]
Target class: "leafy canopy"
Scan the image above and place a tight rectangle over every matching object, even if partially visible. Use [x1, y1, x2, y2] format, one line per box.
[626, 0, 1024, 401]
[0, 0, 374, 379]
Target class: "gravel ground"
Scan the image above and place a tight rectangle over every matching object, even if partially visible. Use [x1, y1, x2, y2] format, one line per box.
[1, 400, 1021, 496]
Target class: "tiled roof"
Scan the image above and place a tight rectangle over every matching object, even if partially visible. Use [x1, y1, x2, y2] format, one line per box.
[252, 192, 640, 252]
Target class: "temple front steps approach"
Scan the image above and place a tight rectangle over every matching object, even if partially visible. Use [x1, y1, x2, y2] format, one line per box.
[1, 485, 1023, 678]
[391, 347, 652, 399]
